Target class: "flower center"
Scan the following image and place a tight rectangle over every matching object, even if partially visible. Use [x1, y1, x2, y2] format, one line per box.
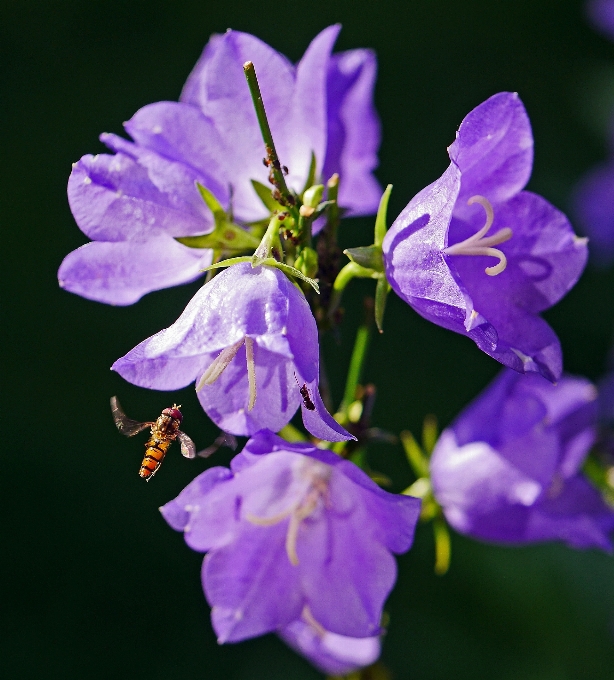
[443, 195, 513, 276]
[196, 336, 257, 411]
[245, 461, 331, 566]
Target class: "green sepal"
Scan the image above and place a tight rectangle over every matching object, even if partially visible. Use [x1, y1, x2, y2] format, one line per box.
[196, 182, 225, 220]
[178, 223, 260, 251]
[294, 246, 319, 279]
[374, 184, 393, 246]
[251, 179, 285, 213]
[177, 183, 261, 252]
[200, 256, 252, 273]
[301, 152, 317, 195]
[252, 214, 284, 267]
[400, 430, 430, 478]
[374, 276, 390, 333]
[263, 259, 319, 293]
[344, 245, 384, 273]
[200, 256, 318, 293]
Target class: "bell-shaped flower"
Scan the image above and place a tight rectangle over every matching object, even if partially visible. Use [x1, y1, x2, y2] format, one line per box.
[430, 369, 614, 551]
[160, 430, 420, 654]
[382, 92, 587, 382]
[58, 26, 381, 305]
[279, 610, 380, 676]
[572, 118, 614, 267]
[112, 262, 351, 441]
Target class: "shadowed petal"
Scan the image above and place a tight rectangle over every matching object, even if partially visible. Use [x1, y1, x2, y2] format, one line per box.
[323, 48, 382, 216]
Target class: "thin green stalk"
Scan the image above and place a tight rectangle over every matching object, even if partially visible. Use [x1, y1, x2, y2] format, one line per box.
[243, 61, 299, 222]
[340, 324, 371, 413]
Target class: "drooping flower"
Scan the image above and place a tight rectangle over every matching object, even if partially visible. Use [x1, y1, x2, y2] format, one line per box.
[58, 26, 381, 305]
[587, 0, 614, 39]
[382, 92, 587, 382]
[430, 369, 614, 551]
[572, 119, 614, 266]
[160, 430, 420, 665]
[279, 610, 380, 676]
[113, 262, 351, 441]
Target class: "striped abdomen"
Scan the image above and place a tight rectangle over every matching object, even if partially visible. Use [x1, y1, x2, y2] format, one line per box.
[140, 437, 172, 481]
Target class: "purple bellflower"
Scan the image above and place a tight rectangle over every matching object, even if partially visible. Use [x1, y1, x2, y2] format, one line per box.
[382, 93, 587, 382]
[112, 262, 352, 441]
[430, 369, 614, 551]
[160, 430, 420, 668]
[572, 119, 614, 266]
[587, 0, 614, 39]
[58, 26, 381, 305]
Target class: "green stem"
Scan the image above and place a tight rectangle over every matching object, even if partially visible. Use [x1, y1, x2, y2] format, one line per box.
[340, 324, 371, 414]
[243, 61, 299, 222]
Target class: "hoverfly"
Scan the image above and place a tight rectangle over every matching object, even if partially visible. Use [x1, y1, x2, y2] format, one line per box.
[111, 396, 197, 481]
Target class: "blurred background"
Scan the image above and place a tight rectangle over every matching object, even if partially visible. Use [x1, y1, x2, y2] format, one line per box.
[2, 0, 614, 678]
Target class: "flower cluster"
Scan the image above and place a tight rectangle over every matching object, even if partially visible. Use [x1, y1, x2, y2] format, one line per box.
[60, 22, 614, 678]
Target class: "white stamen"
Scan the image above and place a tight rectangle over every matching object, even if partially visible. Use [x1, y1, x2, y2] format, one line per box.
[245, 505, 296, 526]
[285, 512, 302, 566]
[245, 337, 257, 411]
[196, 338, 244, 391]
[443, 195, 513, 276]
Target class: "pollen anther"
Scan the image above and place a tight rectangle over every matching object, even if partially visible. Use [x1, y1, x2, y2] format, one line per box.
[444, 195, 513, 276]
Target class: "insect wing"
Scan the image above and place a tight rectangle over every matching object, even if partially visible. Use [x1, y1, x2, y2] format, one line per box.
[110, 396, 153, 437]
[196, 432, 238, 459]
[177, 430, 196, 459]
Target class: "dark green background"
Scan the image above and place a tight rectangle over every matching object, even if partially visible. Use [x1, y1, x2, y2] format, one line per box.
[2, 0, 614, 678]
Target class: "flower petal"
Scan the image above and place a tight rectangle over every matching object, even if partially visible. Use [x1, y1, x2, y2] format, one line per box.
[300, 385, 354, 442]
[68, 152, 208, 241]
[58, 234, 212, 306]
[205, 521, 304, 643]
[286, 25, 340, 188]
[279, 618, 380, 676]
[323, 48, 382, 216]
[298, 472, 396, 637]
[448, 92, 533, 220]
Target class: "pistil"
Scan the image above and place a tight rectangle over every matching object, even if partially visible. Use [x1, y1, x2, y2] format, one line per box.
[444, 195, 513, 276]
[245, 462, 330, 566]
